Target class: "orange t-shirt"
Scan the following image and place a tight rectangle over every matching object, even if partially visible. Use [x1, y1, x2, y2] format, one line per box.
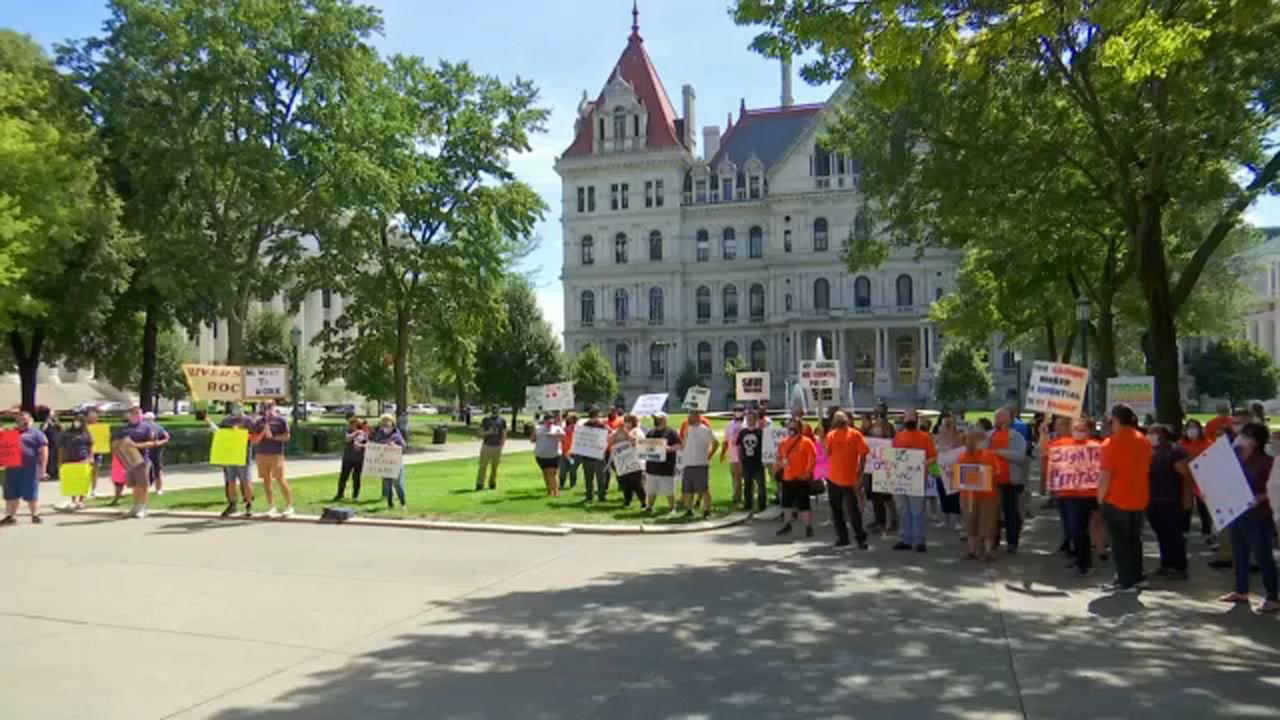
[1179, 437, 1212, 498]
[1101, 426, 1153, 511]
[1047, 437, 1100, 498]
[956, 449, 999, 499]
[778, 434, 817, 481]
[825, 427, 870, 487]
[892, 429, 937, 460]
[1203, 415, 1232, 442]
[988, 429, 1013, 485]
[560, 425, 575, 455]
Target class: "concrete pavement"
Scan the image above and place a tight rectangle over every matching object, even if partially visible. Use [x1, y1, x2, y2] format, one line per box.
[1, 503, 1277, 719]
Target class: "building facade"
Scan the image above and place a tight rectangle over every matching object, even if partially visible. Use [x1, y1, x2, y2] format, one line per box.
[555, 13, 1018, 410]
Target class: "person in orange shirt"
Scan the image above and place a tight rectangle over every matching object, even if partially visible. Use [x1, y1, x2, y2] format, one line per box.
[1202, 403, 1232, 445]
[1098, 404, 1154, 593]
[1049, 417, 1103, 576]
[824, 411, 871, 548]
[1178, 418, 1214, 540]
[989, 408, 1028, 553]
[892, 410, 937, 552]
[558, 412, 578, 491]
[775, 417, 817, 538]
[955, 427, 1000, 561]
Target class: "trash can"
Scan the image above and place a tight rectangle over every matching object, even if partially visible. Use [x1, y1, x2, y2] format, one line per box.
[432, 425, 448, 445]
[312, 432, 330, 453]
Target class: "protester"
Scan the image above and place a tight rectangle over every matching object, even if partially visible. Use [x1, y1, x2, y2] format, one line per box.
[1046, 418, 1093, 575]
[933, 414, 964, 531]
[610, 414, 646, 508]
[824, 410, 870, 548]
[216, 403, 255, 517]
[2, 411, 49, 525]
[956, 427, 1000, 560]
[370, 413, 407, 509]
[865, 417, 896, 534]
[1097, 404, 1153, 593]
[143, 411, 171, 495]
[721, 405, 747, 505]
[35, 406, 60, 483]
[1179, 418, 1214, 541]
[252, 401, 294, 518]
[775, 416, 817, 538]
[644, 411, 682, 514]
[576, 407, 610, 503]
[602, 407, 622, 491]
[1203, 403, 1233, 443]
[736, 409, 768, 512]
[533, 412, 565, 497]
[680, 407, 719, 519]
[1041, 415, 1073, 554]
[1250, 401, 1268, 426]
[58, 413, 94, 510]
[1207, 409, 1255, 569]
[892, 410, 937, 552]
[1145, 424, 1192, 581]
[476, 406, 507, 491]
[558, 412, 578, 490]
[989, 408, 1028, 554]
[85, 408, 102, 498]
[113, 406, 159, 519]
[1218, 422, 1278, 613]
[334, 415, 367, 502]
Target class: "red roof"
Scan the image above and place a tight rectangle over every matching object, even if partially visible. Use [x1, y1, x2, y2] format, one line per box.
[562, 27, 684, 157]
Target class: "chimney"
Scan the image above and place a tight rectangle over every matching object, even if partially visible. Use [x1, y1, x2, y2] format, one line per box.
[781, 56, 795, 108]
[681, 84, 697, 151]
[702, 125, 721, 161]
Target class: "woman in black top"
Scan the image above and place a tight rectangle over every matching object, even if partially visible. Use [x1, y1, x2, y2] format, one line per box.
[334, 416, 367, 501]
[1146, 425, 1191, 579]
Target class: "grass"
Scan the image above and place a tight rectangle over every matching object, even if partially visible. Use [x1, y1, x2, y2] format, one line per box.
[118, 453, 743, 526]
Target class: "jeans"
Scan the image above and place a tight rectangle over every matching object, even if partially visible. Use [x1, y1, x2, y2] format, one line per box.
[1229, 512, 1279, 600]
[999, 485, 1024, 549]
[1101, 504, 1145, 588]
[477, 444, 502, 488]
[558, 456, 578, 489]
[742, 464, 768, 511]
[1147, 500, 1187, 572]
[1062, 497, 1097, 571]
[579, 457, 607, 500]
[337, 456, 362, 499]
[896, 494, 926, 545]
[382, 469, 405, 507]
[828, 482, 866, 544]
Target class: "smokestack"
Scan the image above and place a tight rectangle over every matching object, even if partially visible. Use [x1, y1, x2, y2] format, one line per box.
[781, 56, 794, 108]
[682, 84, 697, 151]
[702, 125, 721, 161]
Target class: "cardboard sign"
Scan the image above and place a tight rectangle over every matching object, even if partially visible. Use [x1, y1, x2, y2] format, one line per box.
[682, 386, 710, 412]
[182, 364, 245, 402]
[639, 438, 668, 462]
[800, 359, 840, 390]
[871, 447, 927, 496]
[936, 447, 964, 494]
[951, 463, 994, 493]
[570, 424, 609, 460]
[540, 382, 575, 411]
[60, 462, 93, 497]
[243, 365, 290, 400]
[209, 428, 250, 467]
[631, 393, 670, 417]
[1189, 435, 1258, 532]
[0, 430, 21, 468]
[762, 426, 787, 464]
[865, 437, 892, 478]
[88, 423, 111, 455]
[1046, 443, 1102, 493]
[1025, 361, 1089, 417]
[1106, 376, 1155, 416]
[735, 372, 771, 401]
[524, 385, 544, 411]
[362, 442, 404, 480]
[611, 443, 644, 476]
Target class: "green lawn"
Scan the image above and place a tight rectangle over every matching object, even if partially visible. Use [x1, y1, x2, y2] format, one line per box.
[121, 453, 744, 525]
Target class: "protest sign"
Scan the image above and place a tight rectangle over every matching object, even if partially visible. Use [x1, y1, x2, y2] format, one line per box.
[936, 447, 965, 494]
[762, 426, 787, 464]
[1106, 376, 1155, 416]
[631, 393, 670, 417]
[682, 386, 710, 411]
[59, 462, 93, 497]
[524, 385, 544, 412]
[611, 443, 644, 476]
[243, 365, 290, 400]
[362, 442, 404, 480]
[570, 424, 609, 460]
[182, 364, 245, 402]
[1046, 443, 1102, 493]
[865, 437, 892, 477]
[1024, 361, 1089, 417]
[800, 360, 840, 404]
[209, 428, 250, 466]
[1189, 435, 1258, 532]
[540, 382, 575, 411]
[871, 447, 927, 496]
[735, 372, 771, 401]
[0, 430, 20, 468]
[951, 463, 994, 493]
[639, 438, 668, 463]
[88, 423, 111, 455]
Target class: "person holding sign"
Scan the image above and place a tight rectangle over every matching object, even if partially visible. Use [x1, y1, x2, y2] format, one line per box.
[824, 411, 871, 549]
[610, 414, 647, 508]
[85, 409, 107, 498]
[720, 405, 747, 505]
[1218, 423, 1278, 613]
[1052, 417, 1103, 577]
[57, 414, 94, 511]
[1178, 419, 1214, 540]
[252, 402, 294, 519]
[989, 409, 1028, 554]
[111, 406, 160, 519]
[1097, 404, 1153, 594]
[370, 414, 407, 509]
[216, 404, 255, 518]
[576, 407, 610, 503]
[892, 410, 937, 552]
[532, 412, 566, 497]
[736, 409, 768, 513]
[955, 428, 1000, 561]
[680, 408, 719, 520]
[643, 412, 682, 515]
[1146, 425, 1192, 581]
[775, 417, 818, 538]
[1, 411, 49, 526]
[334, 415, 368, 502]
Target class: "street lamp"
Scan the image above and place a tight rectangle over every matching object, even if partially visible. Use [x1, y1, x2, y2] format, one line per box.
[1013, 350, 1023, 411]
[289, 326, 302, 423]
[1076, 295, 1092, 416]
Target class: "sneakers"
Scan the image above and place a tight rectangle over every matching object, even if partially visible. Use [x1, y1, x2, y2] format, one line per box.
[1217, 592, 1249, 604]
[281, 506, 295, 518]
[126, 506, 147, 520]
[892, 542, 911, 551]
[243, 503, 253, 518]
[776, 523, 793, 536]
[73, 500, 85, 510]
[30, 515, 43, 525]
[156, 489, 165, 496]
[265, 507, 280, 519]
[857, 540, 869, 550]
[220, 503, 236, 519]
[1256, 599, 1280, 614]
[1075, 566, 1095, 578]
[834, 538, 851, 548]
[1099, 582, 1137, 594]
[914, 543, 927, 553]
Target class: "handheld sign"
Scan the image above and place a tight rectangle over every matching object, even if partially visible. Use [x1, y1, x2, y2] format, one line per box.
[88, 423, 111, 455]
[540, 382, 575, 412]
[362, 442, 404, 480]
[1024, 361, 1089, 417]
[209, 428, 250, 467]
[524, 385, 544, 412]
[865, 437, 892, 482]
[871, 447, 927, 496]
[59, 462, 93, 497]
[762, 426, 787, 464]
[631, 393, 670, 417]
[1106, 376, 1155, 416]
[800, 360, 840, 405]
[736, 372, 771, 402]
[1046, 443, 1102, 493]
[611, 443, 644, 476]
[1189, 435, 1258, 532]
[639, 438, 668, 463]
[570, 424, 609, 460]
[951, 463, 994, 493]
[682, 386, 710, 412]
[182, 364, 245, 402]
[0, 430, 21, 468]
[243, 365, 290, 400]
[936, 447, 964, 494]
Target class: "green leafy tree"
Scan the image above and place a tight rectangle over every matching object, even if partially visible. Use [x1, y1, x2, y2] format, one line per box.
[571, 345, 618, 410]
[243, 310, 293, 366]
[673, 361, 700, 407]
[723, 354, 748, 406]
[934, 342, 993, 410]
[0, 31, 133, 411]
[475, 277, 565, 427]
[1189, 340, 1280, 410]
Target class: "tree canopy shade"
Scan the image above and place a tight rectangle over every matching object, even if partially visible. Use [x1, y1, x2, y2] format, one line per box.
[674, 361, 700, 406]
[474, 277, 566, 427]
[1189, 339, 1280, 410]
[571, 345, 618, 410]
[0, 30, 133, 411]
[934, 342, 993, 409]
[735, 0, 1280, 426]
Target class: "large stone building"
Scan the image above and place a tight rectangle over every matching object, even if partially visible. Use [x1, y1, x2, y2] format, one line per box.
[555, 11, 1019, 410]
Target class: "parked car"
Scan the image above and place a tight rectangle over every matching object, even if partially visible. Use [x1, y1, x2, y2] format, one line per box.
[324, 403, 357, 416]
[408, 403, 438, 415]
[303, 401, 327, 415]
[96, 401, 129, 414]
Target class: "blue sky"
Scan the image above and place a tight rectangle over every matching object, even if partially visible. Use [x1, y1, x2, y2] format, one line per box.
[6, 0, 1279, 339]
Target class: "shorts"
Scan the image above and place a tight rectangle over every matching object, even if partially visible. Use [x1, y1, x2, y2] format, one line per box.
[536, 455, 560, 471]
[780, 480, 812, 511]
[646, 474, 676, 497]
[3, 468, 39, 502]
[682, 465, 710, 494]
[256, 453, 285, 483]
[223, 465, 251, 484]
[126, 461, 152, 489]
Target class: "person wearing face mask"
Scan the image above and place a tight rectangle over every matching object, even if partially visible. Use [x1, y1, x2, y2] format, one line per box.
[988, 408, 1028, 553]
[1051, 417, 1102, 576]
[824, 411, 871, 548]
[956, 427, 1001, 561]
[252, 402, 294, 518]
[1217, 422, 1279, 613]
[865, 418, 897, 534]
[891, 410, 937, 552]
[1178, 419, 1214, 541]
[1146, 424, 1192, 581]
[736, 410, 768, 513]
[610, 414, 647, 508]
[58, 413, 95, 511]
[370, 413, 407, 509]
[1040, 416, 1074, 557]
[1097, 404, 1153, 593]
[1203, 403, 1232, 442]
[217, 403, 256, 518]
[2, 411, 49, 525]
[334, 415, 368, 502]
[775, 417, 818, 538]
[112, 405, 160, 519]
[644, 412, 682, 515]
[720, 405, 747, 506]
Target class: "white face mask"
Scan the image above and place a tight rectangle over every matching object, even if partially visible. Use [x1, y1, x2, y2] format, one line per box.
[1267, 443, 1278, 458]
[1186, 428, 1201, 440]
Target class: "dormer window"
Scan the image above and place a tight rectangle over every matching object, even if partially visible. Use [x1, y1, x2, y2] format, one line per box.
[613, 107, 627, 141]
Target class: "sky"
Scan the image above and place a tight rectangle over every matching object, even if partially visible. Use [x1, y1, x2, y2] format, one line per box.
[6, 0, 1279, 341]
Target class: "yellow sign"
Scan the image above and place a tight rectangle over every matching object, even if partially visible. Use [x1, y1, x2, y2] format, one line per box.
[88, 423, 111, 455]
[209, 428, 249, 466]
[60, 462, 94, 497]
[182, 364, 245, 402]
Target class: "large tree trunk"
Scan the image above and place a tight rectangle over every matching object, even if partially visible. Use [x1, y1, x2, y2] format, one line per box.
[1136, 200, 1184, 427]
[394, 308, 410, 432]
[8, 330, 43, 412]
[224, 297, 249, 365]
[1058, 326, 1078, 364]
[1044, 320, 1058, 361]
[139, 302, 160, 412]
[1094, 305, 1118, 384]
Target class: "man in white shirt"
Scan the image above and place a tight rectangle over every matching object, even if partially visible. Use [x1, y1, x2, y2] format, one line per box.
[680, 408, 720, 519]
[720, 404, 747, 505]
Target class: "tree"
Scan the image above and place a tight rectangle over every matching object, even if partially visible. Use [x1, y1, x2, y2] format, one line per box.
[1189, 340, 1279, 410]
[243, 310, 293, 366]
[736, 0, 1280, 426]
[474, 277, 565, 427]
[674, 362, 700, 407]
[934, 342, 993, 410]
[570, 345, 618, 410]
[723, 354, 748, 406]
[0, 31, 133, 411]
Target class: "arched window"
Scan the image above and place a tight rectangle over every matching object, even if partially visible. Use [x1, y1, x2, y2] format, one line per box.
[696, 286, 711, 322]
[650, 343, 666, 377]
[615, 343, 630, 377]
[813, 217, 829, 251]
[614, 288, 629, 322]
[581, 235, 594, 265]
[697, 341, 713, 376]
[723, 284, 739, 319]
[724, 341, 740, 365]
[785, 293, 793, 312]
[648, 287, 664, 323]
[750, 340, 767, 371]
[749, 226, 764, 258]
[855, 276, 871, 308]
[696, 229, 710, 262]
[749, 283, 766, 319]
[935, 286, 944, 301]
[580, 290, 595, 325]
[648, 230, 662, 261]
[612, 106, 627, 140]
[614, 233, 628, 264]
[722, 227, 737, 260]
[854, 210, 871, 242]
[896, 274, 913, 307]
[814, 278, 831, 310]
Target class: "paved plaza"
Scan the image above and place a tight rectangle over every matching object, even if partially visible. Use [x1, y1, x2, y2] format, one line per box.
[2, 500, 1277, 720]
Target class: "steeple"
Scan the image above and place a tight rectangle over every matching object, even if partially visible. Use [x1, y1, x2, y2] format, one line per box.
[631, 1, 640, 39]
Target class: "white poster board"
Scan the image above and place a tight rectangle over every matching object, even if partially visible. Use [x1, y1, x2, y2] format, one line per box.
[800, 360, 840, 404]
[630, 393, 669, 417]
[1189, 435, 1259, 532]
[865, 437, 892, 482]
[540, 382, 575, 411]
[524, 385, 544, 412]
[610, 443, 644, 476]
[569, 424, 608, 460]
[936, 447, 965, 495]
[639, 438, 668, 463]
[1106, 376, 1155, 416]
[762, 425, 787, 464]
[682, 386, 710, 411]
[1025, 361, 1089, 417]
[736, 372, 771, 402]
[362, 442, 404, 480]
[871, 447, 927, 496]
[243, 365, 290, 400]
